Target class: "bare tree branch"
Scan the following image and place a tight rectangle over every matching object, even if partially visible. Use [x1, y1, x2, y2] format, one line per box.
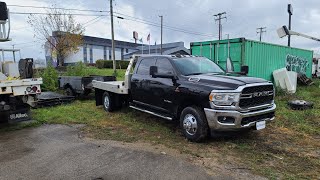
[28, 6, 84, 66]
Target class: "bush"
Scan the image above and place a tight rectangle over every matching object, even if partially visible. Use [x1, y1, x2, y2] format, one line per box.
[65, 62, 88, 76]
[95, 60, 130, 69]
[96, 60, 105, 69]
[35, 66, 59, 92]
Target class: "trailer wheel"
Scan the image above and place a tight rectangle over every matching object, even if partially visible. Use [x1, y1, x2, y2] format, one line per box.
[65, 87, 75, 97]
[102, 92, 115, 112]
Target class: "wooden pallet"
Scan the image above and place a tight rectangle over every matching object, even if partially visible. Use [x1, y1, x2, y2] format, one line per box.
[298, 73, 314, 86]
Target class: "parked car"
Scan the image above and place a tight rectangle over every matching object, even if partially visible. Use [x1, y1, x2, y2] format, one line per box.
[93, 55, 276, 142]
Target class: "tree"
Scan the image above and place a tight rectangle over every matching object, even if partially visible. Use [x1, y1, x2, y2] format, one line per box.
[28, 7, 84, 66]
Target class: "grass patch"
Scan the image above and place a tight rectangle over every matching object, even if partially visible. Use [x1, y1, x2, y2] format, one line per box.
[14, 79, 320, 179]
[63, 63, 126, 81]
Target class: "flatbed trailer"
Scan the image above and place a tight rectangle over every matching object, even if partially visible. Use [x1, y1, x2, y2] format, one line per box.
[59, 75, 116, 96]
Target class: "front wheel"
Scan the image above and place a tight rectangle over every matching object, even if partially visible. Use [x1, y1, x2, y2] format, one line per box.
[180, 106, 209, 142]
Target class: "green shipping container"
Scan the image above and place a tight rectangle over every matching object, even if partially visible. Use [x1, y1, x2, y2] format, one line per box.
[190, 38, 313, 81]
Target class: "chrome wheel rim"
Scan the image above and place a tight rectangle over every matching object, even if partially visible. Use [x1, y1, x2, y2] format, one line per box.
[183, 114, 198, 136]
[104, 95, 110, 109]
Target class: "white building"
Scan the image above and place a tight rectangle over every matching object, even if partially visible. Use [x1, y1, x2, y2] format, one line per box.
[45, 32, 190, 66]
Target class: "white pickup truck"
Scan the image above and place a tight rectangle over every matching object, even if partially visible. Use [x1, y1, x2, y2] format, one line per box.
[0, 57, 42, 123]
[0, 2, 43, 123]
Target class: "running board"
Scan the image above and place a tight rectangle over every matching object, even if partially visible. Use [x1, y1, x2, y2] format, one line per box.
[129, 105, 173, 120]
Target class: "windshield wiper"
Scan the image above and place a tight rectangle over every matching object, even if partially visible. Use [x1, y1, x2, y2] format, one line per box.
[207, 72, 225, 75]
[185, 72, 203, 76]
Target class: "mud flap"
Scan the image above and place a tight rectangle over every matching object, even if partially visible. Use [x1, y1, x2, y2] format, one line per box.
[0, 106, 31, 124]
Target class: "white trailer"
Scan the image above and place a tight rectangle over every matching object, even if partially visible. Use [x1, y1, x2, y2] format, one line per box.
[0, 52, 42, 122]
[0, 2, 43, 123]
[0, 57, 43, 123]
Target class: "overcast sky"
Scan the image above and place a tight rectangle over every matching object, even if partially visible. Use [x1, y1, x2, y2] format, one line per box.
[1, 0, 320, 61]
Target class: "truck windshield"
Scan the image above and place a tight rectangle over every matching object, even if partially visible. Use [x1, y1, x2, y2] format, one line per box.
[172, 57, 225, 76]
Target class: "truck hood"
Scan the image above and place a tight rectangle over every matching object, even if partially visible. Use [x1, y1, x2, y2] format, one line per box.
[188, 73, 269, 90]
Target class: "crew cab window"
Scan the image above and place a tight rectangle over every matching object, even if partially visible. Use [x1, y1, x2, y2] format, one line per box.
[136, 58, 156, 75]
[156, 58, 174, 74]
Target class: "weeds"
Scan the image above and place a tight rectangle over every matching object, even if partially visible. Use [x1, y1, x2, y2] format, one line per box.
[34, 65, 59, 91]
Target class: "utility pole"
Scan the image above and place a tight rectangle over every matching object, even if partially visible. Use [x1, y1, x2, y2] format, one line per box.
[214, 12, 227, 40]
[109, 0, 116, 75]
[256, 27, 267, 42]
[159, 15, 163, 54]
[287, 4, 293, 47]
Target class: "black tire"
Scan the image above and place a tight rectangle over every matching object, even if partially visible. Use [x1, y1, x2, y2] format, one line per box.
[65, 87, 75, 96]
[102, 92, 115, 112]
[180, 106, 209, 142]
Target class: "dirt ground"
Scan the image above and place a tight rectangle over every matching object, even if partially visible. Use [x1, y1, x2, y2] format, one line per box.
[0, 124, 267, 180]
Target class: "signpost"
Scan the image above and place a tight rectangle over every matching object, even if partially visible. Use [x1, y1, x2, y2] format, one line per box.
[133, 31, 138, 44]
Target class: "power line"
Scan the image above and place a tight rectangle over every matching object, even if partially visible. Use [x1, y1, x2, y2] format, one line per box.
[10, 12, 109, 17]
[83, 16, 104, 27]
[214, 12, 227, 40]
[8, 4, 109, 13]
[257, 27, 267, 42]
[13, 40, 39, 46]
[11, 11, 215, 37]
[116, 15, 215, 37]
[113, 11, 215, 37]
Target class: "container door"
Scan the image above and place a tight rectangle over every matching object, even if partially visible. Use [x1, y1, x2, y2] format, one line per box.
[216, 42, 242, 72]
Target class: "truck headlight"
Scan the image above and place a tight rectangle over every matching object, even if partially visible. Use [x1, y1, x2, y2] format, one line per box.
[209, 93, 240, 106]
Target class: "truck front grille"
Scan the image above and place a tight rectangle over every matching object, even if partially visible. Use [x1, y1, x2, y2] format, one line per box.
[239, 85, 274, 109]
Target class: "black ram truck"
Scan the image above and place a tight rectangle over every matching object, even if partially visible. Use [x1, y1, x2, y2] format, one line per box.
[93, 55, 276, 142]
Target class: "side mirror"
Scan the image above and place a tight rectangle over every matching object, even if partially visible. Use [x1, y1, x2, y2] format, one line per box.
[241, 66, 249, 75]
[150, 66, 158, 77]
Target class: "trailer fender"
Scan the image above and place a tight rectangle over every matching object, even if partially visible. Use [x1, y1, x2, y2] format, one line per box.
[95, 88, 104, 106]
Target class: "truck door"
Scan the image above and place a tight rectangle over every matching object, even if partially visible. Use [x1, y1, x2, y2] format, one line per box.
[131, 57, 156, 104]
[147, 57, 177, 114]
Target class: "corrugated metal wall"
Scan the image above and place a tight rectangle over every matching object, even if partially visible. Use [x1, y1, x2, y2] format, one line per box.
[191, 39, 243, 72]
[244, 40, 313, 80]
[191, 38, 313, 81]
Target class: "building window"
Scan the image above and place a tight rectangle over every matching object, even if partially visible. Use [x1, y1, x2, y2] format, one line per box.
[89, 45, 93, 64]
[104, 46, 107, 60]
[83, 45, 87, 63]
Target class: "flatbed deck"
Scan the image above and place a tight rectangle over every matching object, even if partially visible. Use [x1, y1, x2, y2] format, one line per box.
[0, 78, 43, 87]
[92, 80, 129, 94]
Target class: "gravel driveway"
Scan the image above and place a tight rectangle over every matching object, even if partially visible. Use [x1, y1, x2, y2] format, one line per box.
[0, 124, 231, 180]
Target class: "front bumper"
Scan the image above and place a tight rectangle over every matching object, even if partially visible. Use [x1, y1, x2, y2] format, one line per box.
[204, 104, 276, 131]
